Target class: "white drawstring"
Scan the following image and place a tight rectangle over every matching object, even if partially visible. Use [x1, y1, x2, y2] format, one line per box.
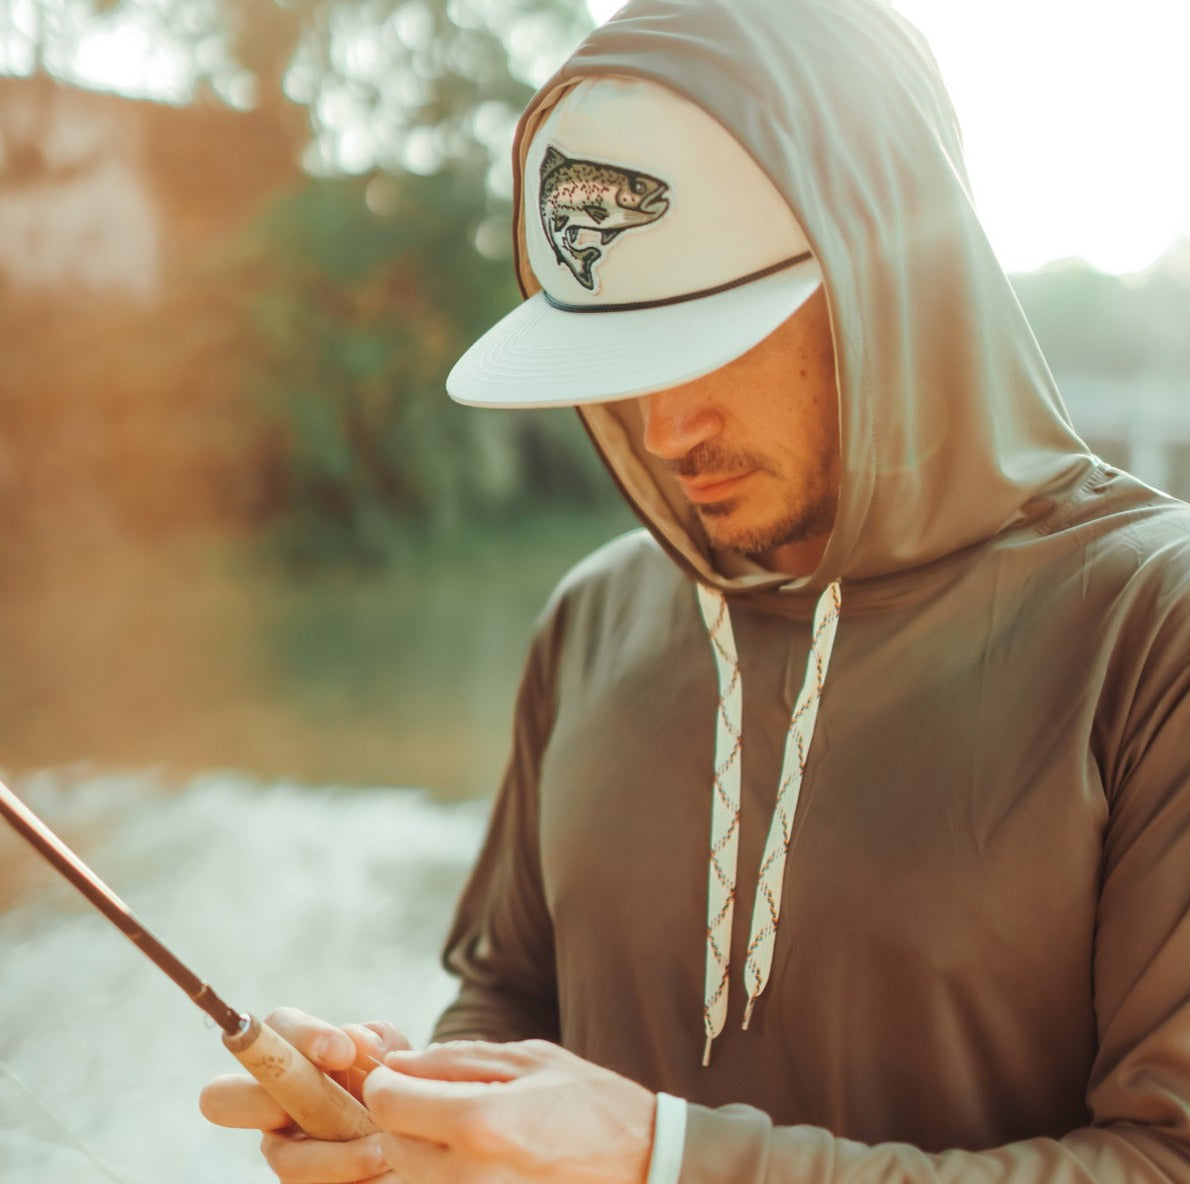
[742, 581, 842, 1025]
[697, 580, 843, 1062]
[696, 583, 744, 1066]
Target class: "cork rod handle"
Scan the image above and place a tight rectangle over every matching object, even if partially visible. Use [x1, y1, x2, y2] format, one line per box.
[223, 1015, 378, 1141]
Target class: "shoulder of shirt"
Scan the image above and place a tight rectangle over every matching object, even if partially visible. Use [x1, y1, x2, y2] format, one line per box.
[532, 527, 687, 626]
[1033, 467, 1190, 590]
[552, 527, 676, 596]
[1092, 482, 1190, 593]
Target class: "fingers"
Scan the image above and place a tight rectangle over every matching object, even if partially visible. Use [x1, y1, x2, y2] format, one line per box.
[354, 1021, 412, 1056]
[202, 1010, 413, 1135]
[378, 1133, 454, 1183]
[383, 1039, 546, 1082]
[363, 1062, 521, 1149]
[264, 1007, 358, 1072]
[264, 1010, 412, 1072]
[361, 1039, 655, 1184]
[364, 1066, 479, 1145]
[333, 1022, 413, 1100]
[199, 1073, 291, 1131]
[341, 1022, 411, 1069]
[362, 1040, 560, 1144]
[260, 1129, 391, 1183]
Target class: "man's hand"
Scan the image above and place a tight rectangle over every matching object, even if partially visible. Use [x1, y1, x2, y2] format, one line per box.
[363, 1038, 656, 1184]
[198, 1006, 409, 1183]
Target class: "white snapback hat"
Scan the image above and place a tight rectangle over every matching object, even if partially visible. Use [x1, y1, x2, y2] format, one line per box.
[446, 76, 821, 409]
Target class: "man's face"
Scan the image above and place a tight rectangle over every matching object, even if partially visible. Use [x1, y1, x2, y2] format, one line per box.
[637, 288, 841, 576]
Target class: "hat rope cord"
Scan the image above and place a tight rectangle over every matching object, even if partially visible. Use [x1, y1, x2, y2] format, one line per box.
[543, 251, 813, 315]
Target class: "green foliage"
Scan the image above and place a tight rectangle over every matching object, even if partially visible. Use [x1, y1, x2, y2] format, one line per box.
[227, 169, 618, 569]
[277, 0, 591, 176]
[1012, 249, 1190, 379]
[213, 0, 614, 569]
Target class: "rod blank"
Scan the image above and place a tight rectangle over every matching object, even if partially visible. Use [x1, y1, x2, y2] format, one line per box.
[0, 778, 378, 1140]
[0, 779, 245, 1035]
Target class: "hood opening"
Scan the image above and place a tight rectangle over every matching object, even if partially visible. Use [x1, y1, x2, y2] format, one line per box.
[508, 0, 1093, 598]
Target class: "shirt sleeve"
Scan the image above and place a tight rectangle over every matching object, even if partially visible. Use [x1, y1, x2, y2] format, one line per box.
[432, 611, 563, 1045]
[675, 588, 1190, 1182]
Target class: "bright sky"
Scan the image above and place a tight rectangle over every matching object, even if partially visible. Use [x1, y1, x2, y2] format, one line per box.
[587, 0, 1190, 275]
[10, 0, 1186, 275]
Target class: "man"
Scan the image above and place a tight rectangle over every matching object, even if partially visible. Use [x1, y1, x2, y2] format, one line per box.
[201, 0, 1190, 1180]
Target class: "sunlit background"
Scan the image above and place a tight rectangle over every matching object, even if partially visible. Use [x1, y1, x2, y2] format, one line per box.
[0, 1, 1187, 1180]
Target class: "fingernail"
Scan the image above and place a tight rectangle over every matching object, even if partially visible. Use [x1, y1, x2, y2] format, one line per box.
[314, 1032, 351, 1062]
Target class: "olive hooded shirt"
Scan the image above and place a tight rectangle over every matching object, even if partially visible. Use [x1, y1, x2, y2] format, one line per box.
[433, 0, 1190, 1179]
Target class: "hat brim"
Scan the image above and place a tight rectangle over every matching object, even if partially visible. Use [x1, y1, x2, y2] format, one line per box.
[446, 256, 823, 409]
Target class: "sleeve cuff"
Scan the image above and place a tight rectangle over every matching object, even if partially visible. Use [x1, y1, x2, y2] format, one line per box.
[646, 1092, 688, 1184]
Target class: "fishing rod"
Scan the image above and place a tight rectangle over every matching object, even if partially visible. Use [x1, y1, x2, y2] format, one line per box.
[0, 777, 377, 1143]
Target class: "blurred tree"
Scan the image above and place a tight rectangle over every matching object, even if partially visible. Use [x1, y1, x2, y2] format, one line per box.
[0, 0, 591, 175]
[205, 0, 613, 566]
[1013, 245, 1190, 379]
[226, 167, 615, 568]
[280, 0, 585, 176]
[0, 0, 618, 570]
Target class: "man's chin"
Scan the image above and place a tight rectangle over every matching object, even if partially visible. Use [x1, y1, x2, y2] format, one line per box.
[698, 506, 830, 560]
[693, 502, 747, 549]
[697, 508, 778, 557]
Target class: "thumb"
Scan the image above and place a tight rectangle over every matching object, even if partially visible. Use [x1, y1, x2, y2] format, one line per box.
[344, 1021, 412, 1067]
[336, 1022, 412, 1103]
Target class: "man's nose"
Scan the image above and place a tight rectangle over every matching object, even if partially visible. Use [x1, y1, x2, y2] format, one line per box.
[639, 387, 723, 460]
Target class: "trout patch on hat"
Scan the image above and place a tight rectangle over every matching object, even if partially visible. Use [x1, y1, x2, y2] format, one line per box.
[538, 146, 670, 292]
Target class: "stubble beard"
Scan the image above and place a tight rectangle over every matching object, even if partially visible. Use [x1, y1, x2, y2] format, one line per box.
[698, 484, 837, 557]
[675, 443, 838, 559]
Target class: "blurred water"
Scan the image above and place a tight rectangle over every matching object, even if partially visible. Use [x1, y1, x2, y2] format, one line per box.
[0, 767, 486, 1183]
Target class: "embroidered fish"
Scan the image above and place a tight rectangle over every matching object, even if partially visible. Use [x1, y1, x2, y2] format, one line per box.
[538, 146, 670, 291]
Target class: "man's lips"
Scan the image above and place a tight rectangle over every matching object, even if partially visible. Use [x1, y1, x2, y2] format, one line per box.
[677, 471, 754, 503]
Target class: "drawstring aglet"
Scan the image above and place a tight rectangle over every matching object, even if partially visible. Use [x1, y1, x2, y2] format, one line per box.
[702, 1034, 713, 1067]
[742, 996, 757, 1030]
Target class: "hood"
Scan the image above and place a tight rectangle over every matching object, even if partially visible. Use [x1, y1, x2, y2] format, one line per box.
[509, 0, 1093, 598]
